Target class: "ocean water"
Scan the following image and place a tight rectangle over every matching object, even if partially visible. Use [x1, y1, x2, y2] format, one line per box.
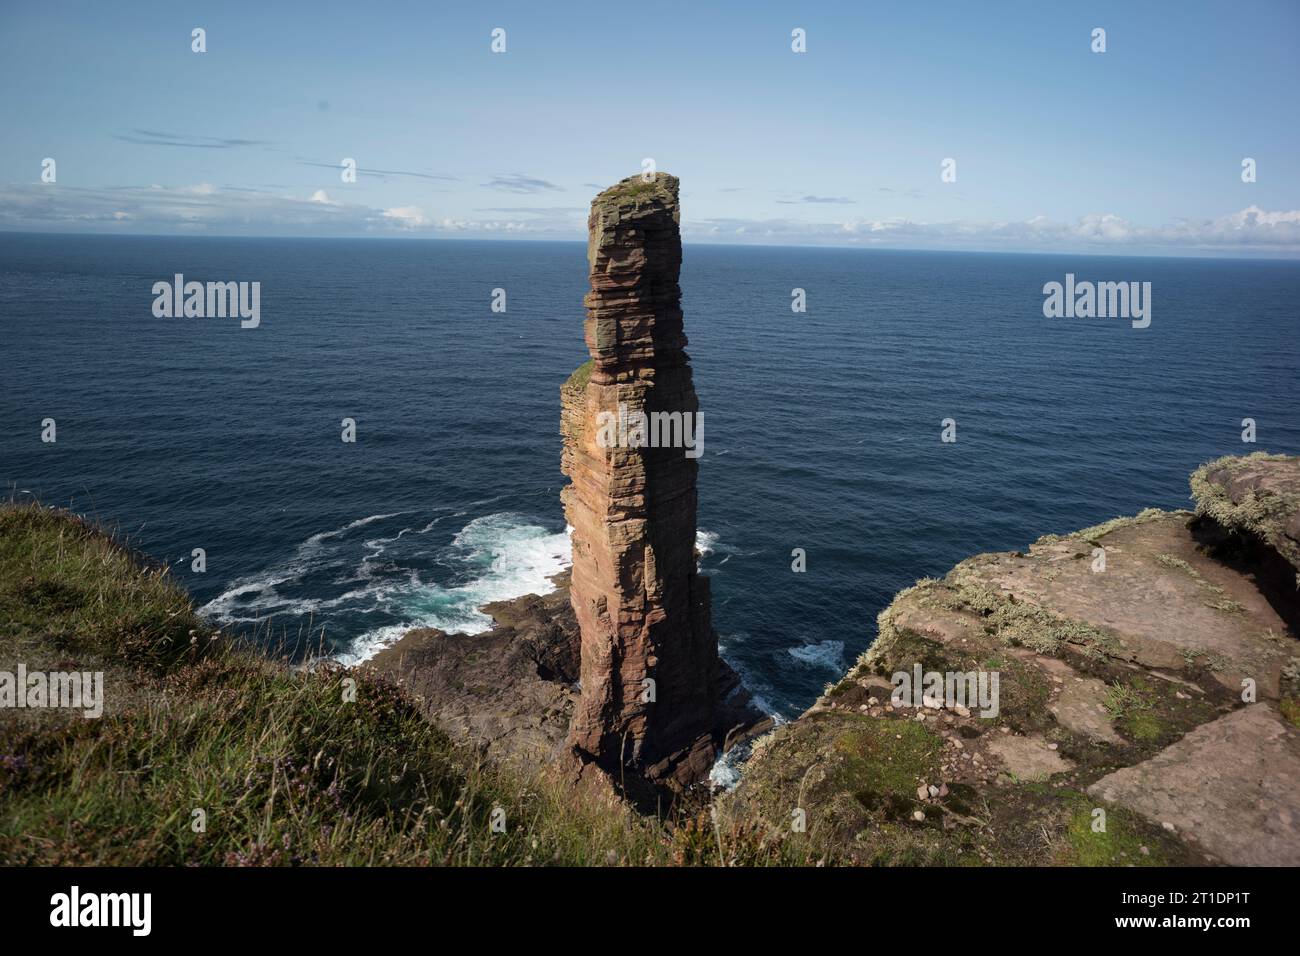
[3, 233, 1297, 718]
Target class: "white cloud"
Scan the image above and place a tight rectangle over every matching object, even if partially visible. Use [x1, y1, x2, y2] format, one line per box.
[380, 205, 429, 228]
[1, 182, 1298, 255]
[681, 206, 1300, 255]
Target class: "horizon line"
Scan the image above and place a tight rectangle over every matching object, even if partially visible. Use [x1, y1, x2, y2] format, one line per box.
[3, 228, 1299, 263]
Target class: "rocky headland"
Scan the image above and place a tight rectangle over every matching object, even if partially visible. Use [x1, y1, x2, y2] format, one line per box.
[718, 452, 1300, 865]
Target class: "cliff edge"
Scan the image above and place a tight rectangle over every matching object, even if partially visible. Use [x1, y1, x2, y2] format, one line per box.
[719, 452, 1300, 865]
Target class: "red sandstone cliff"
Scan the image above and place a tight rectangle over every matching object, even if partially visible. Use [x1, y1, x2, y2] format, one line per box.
[561, 174, 755, 788]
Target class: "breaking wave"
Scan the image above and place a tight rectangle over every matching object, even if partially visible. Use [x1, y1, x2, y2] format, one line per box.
[200, 509, 725, 668]
[786, 638, 846, 672]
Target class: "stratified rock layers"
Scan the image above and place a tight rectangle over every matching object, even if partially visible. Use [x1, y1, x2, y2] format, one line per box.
[561, 174, 718, 782]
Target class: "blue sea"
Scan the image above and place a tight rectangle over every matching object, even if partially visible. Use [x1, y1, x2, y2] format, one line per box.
[3, 233, 1297, 718]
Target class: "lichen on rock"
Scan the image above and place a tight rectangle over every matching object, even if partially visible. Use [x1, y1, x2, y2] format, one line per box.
[721, 454, 1300, 866]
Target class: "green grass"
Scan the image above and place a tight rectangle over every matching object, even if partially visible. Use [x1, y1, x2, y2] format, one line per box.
[0, 501, 795, 867]
[833, 718, 942, 803]
[1103, 680, 1162, 741]
[600, 177, 669, 203]
[564, 358, 594, 392]
[1, 649, 689, 865]
[1281, 698, 1300, 730]
[1062, 793, 1169, 866]
[0, 503, 208, 672]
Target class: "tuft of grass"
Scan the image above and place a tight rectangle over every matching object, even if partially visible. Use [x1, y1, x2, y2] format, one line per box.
[1155, 553, 1195, 575]
[564, 358, 594, 393]
[1103, 681, 1162, 741]
[1154, 551, 1248, 612]
[1036, 508, 1169, 546]
[1206, 598, 1246, 615]
[938, 571, 1120, 659]
[1280, 699, 1300, 730]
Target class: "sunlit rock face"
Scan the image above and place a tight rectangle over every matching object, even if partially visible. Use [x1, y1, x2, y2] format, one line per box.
[560, 174, 721, 786]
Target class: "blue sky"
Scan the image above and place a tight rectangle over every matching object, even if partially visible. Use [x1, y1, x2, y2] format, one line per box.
[2, 0, 1298, 254]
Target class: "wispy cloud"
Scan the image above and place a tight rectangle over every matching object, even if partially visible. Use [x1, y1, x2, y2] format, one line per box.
[482, 174, 563, 194]
[0, 183, 532, 236]
[113, 129, 270, 149]
[476, 206, 585, 214]
[776, 195, 855, 205]
[0, 183, 383, 233]
[297, 161, 457, 183]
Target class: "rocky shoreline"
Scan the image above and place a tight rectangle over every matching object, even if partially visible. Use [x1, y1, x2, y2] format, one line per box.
[366, 568, 771, 809]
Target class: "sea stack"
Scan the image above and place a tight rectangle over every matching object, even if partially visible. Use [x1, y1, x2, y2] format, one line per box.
[560, 173, 727, 789]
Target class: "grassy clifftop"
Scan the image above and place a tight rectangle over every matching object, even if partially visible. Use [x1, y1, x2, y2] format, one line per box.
[0, 502, 795, 866]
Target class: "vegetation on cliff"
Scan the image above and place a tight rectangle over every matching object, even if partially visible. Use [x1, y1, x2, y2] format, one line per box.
[723, 455, 1300, 866]
[6, 452, 1297, 866]
[0, 502, 800, 866]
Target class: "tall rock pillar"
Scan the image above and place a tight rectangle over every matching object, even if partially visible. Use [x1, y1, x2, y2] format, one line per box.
[560, 174, 720, 785]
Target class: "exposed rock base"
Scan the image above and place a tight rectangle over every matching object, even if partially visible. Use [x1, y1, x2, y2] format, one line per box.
[368, 574, 581, 773]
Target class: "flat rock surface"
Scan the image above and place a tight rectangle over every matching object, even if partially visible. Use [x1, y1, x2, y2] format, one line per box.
[1089, 705, 1300, 866]
[1051, 676, 1122, 744]
[987, 734, 1073, 780]
[979, 512, 1291, 697]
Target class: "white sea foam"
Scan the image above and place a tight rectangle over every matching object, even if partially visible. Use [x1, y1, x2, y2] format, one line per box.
[695, 530, 719, 559]
[336, 513, 572, 665]
[199, 510, 436, 623]
[717, 631, 781, 720]
[709, 744, 745, 791]
[201, 514, 729, 673]
[786, 639, 846, 672]
[302, 512, 405, 550]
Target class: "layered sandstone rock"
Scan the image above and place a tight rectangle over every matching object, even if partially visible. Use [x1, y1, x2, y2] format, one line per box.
[373, 175, 765, 804]
[561, 174, 741, 787]
[720, 454, 1300, 865]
